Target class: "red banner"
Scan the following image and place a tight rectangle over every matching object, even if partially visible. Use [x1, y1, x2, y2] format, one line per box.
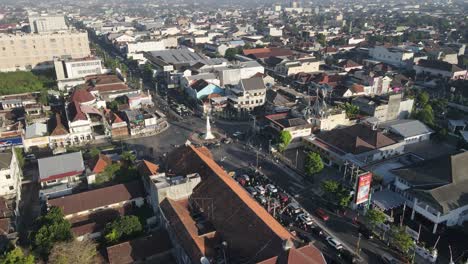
[355, 172, 372, 205]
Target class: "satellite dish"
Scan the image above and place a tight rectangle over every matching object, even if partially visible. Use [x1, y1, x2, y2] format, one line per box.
[200, 257, 210, 264]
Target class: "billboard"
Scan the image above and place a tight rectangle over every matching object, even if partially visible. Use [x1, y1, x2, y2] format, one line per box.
[0, 137, 23, 148]
[355, 172, 372, 205]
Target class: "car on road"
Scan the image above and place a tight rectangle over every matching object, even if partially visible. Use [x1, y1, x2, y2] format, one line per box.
[25, 154, 36, 160]
[255, 185, 266, 195]
[315, 208, 330, 221]
[256, 195, 267, 204]
[278, 193, 289, 204]
[311, 225, 324, 237]
[232, 131, 245, 139]
[236, 177, 247, 186]
[358, 225, 374, 239]
[296, 213, 314, 226]
[240, 174, 250, 182]
[287, 202, 302, 215]
[338, 249, 358, 263]
[266, 184, 278, 194]
[326, 236, 343, 250]
[245, 186, 257, 196]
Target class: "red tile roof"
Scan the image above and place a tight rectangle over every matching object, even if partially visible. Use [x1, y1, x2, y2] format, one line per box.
[160, 198, 219, 262]
[137, 160, 159, 177]
[50, 113, 68, 136]
[243, 48, 295, 59]
[90, 154, 112, 174]
[106, 230, 174, 264]
[166, 144, 302, 263]
[48, 181, 145, 216]
[70, 88, 95, 104]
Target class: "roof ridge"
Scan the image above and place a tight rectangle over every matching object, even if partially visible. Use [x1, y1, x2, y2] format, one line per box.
[189, 145, 294, 241]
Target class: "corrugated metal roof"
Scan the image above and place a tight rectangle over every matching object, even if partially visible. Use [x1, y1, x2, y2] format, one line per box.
[38, 151, 84, 181]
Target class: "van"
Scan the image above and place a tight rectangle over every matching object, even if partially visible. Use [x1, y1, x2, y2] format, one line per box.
[287, 202, 302, 215]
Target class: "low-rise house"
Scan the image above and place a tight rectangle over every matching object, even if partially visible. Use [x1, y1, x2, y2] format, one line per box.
[105, 111, 129, 139]
[304, 123, 404, 167]
[0, 94, 36, 110]
[122, 109, 167, 136]
[38, 151, 85, 199]
[414, 59, 467, 80]
[377, 119, 433, 145]
[392, 151, 468, 233]
[335, 59, 363, 72]
[274, 57, 321, 77]
[185, 79, 224, 101]
[23, 122, 49, 152]
[265, 112, 312, 139]
[47, 181, 145, 240]
[106, 230, 175, 264]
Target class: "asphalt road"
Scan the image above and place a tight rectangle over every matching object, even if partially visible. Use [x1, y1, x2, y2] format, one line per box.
[124, 115, 398, 263]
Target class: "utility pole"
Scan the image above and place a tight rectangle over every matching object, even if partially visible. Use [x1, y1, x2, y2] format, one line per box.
[356, 233, 362, 256]
[295, 149, 299, 168]
[268, 139, 272, 155]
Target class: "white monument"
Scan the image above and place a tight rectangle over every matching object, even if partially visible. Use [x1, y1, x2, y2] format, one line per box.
[204, 115, 215, 140]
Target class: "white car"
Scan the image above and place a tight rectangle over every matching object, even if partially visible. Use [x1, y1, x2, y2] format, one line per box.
[297, 213, 314, 226]
[326, 236, 343, 250]
[266, 184, 278, 193]
[255, 185, 266, 195]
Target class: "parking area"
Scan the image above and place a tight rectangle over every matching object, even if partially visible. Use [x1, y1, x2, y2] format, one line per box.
[233, 167, 360, 264]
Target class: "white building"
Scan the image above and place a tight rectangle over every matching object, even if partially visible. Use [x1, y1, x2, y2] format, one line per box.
[274, 58, 321, 77]
[28, 13, 68, 34]
[369, 46, 414, 67]
[54, 56, 103, 91]
[392, 151, 468, 233]
[125, 39, 178, 58]
[0, 149, 22, 200]
[228, 76, 267, 112]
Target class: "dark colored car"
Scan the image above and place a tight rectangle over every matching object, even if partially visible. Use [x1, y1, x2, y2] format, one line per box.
[358, 225, 374, 239]
[338, 249, 358, 263]
[315, 208, 330, 221]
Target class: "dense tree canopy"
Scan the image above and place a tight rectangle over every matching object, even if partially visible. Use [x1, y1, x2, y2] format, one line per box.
[365, 209, 387, 227]
[104, 215, 142, 244]
[0, 248, 34, 264]
[31, 207, 73, 260]
[304, 152, 324, 177]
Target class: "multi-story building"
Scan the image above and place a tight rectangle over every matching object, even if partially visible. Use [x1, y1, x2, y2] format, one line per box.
[227, 76, 267, 112]
[353, 93, 414, 122]
[0, 149, 22, 200]
[28, 13, 68, 34]
[369, 46, 414, 67]
[0, 31, 91, 72]
[274, 58, 321, 77]
[54, 56, 103, 91]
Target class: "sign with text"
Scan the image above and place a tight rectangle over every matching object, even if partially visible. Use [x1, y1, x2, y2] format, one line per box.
[355, 172, 372, 205]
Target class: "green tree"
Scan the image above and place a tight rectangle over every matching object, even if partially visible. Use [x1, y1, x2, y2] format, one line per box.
[14, 148, 24, 169]
[0, 248, 34, 264]
[0, 72, 46, 95]
[341, 102, 360, 119]
[103, 215, 142, 244]
[304, 152, 324, 177]
[365, 209, 386, 227]
[31, 207, 73, 260]
[121, 151, 136, 163]
[95, 163, 121, 185]
[142, 63, 154, 82]
[89, 147, 100, 159]
[321, 180, 339, 193]
[416, 91, 429, 107]
[391, 227, 414, 254]
[316, 33, 326, 46]
[224, 48, 241, 61]
[414, 105, 434, 126]
[278, 131, 292, 152]
[48, 239, 97, 264]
